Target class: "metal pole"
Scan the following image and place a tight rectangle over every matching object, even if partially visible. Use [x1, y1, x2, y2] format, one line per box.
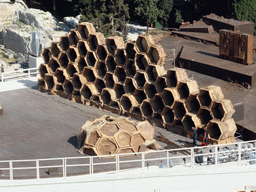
[116, 154, 119, 171]
[10, 161, 13, 180]
[90, 157, 93, 174]
[63, 158, 66, 178]
[191, 148, 194, 168]
[238, 142, 241, 165]
[215, 145, 218, 165]
[36, 160, 40, 179]
[142, 153, 145, 168]
[167, 150, 170, 168]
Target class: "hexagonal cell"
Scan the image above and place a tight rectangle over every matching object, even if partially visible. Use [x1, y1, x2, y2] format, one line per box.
[133, 89, 146, 104]
[166, 68, 188, 88]
[113, 66, 126, 84]
[82, 66, 98, 83]
[147, 44, 166, 66]
[82, 145, 99, 156]
[135, 34, 154, 53]
[135, 53, 150, 71]
[161, 87, 179, 108]
[145, 64, 165, 82]
[120, 94, 138, 113]
[95, 61, 106, 78]
[198, 85, 225, 107]
[50, 42, 61, 58]
[140, 99, 153, 119]
[78, 22, 96, 40]
[95, 137, 118, 156]
[197, 107, 213, 125]
[114, 83, 125, 98]
[115, 49, 126, 66]
[72, 73, 85, 90]
[185, 94, 200, 113]
[87, 32, 105, 51]
[90, 94, 103, 108]
[161, 106, 175, 125]
[94, 78, 106, 93]
[86, 51, 97, 67]
[130, 106, 142, 120]
[58, 52, 69, 68]
[96, 44, 108, 62]
[37, 78, 45, 91]
[71, 89, 83, 104]
[66, 63, 77, 78]
[154, 76, 167, 93]
[118, 119, 137, 133]
[206, 120, 224, 140]
[38, 63, 49, 79]
[81, 83, 98, 100]
[99, 122, 119, 137]
[85, 129, 101, 146]
[106, 36, 125, 55]
[115, 130, 131, 148]
[151, 94, 164, 114]
[67, 46, 79, 63]
[41, 47, 51, 64]
[55, 84, 64, 92]
[59, 36, 70, 51]
[134, 71, 148, 89]
[77, 40, 89, 56]
[76, 56, 87, 73]
[106, 55, 116, 72]
[172, 101, 187, 120]
[181, 113, 201, 132]
[108, 100, 122, 114]
[45, 74, 55, 90]
[100, 88, 117, 105]
[210, 99, 235, 121]
[131, 132, 146, 152]
[54, 68, 67, 84]
[144, 82, 157, 99]
[125, 42, 137, 60]
[124, 59, 136, 77]
[68, 29, 80, 47]
[63, 79, 73, 94]
[48, 57, 60, 74]
[152, 113, 164, 127]
[103, 72, 115, 88]
[177, 79, 199, 100]
[124, 77, 136, 94]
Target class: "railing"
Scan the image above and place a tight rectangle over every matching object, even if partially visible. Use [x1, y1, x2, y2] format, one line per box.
[0, 67, 38, 82]
[0, 140, 256, 180]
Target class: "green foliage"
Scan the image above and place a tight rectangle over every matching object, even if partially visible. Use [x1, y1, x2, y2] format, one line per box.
[76, 0, 130, 38]
[158, 0, 173, 27]
[175, 9, 183, 24]
[134, 0, 164, 33]
[233, 0, 256, 34]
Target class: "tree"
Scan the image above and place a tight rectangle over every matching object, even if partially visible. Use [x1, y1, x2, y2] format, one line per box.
[134, 0, 164, 33]
[175, 9, 183, 24]
[158, 0, 173, 28]
[76, 0, 130, 38]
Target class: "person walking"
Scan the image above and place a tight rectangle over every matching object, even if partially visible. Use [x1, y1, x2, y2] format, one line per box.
[191, 127, 197, 146]
[203, 126, 209, 146]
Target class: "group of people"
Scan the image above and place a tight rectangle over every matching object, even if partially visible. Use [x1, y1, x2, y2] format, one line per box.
[191, 126, 209, 146]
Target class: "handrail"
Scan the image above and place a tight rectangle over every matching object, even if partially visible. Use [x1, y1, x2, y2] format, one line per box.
[0, 140, 255, 180]
[0, 67, 39, 82]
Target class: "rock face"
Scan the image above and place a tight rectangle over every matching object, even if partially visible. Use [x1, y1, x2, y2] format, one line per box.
[1, 7, 71, 56]
[78, 115, 161, 157]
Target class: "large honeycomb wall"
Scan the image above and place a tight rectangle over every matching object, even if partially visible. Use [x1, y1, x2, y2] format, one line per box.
[38, 22, 236, 145]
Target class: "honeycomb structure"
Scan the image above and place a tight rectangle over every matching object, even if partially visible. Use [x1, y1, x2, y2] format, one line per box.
[77, 116, 158, 156]
[38, 22, 237, 148]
